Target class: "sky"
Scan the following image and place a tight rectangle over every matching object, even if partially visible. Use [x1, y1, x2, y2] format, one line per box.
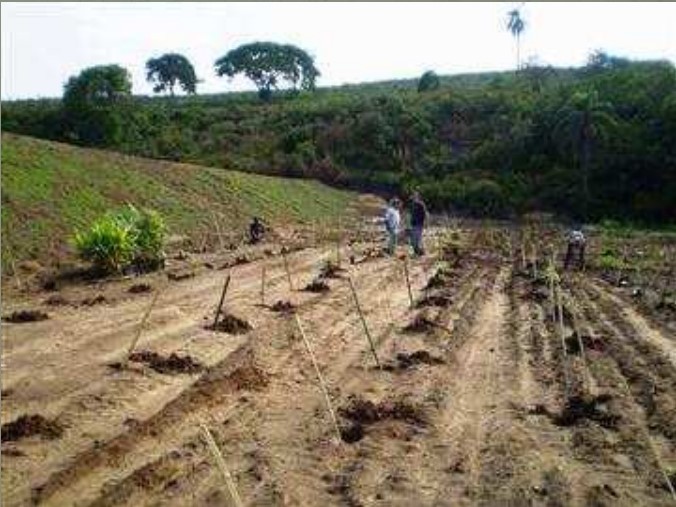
[2, 2, 675, 100]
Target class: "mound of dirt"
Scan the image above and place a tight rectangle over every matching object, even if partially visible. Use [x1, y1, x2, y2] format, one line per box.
[1, 414, 64, 442]
[394, 351, 445, 369]
[270, 300, 296, 314]
[424, 268, 453, 290]
[3, 309, 49, 323]
[128, 351, 204, 374]
[43, 294, 70, 306]
[223, 364, 269, 391]
[417, 293, 453, 308]
[319, 261, 345, 279]
[553, 394, 620, 429]
[234, 255, 250, 265]
[304, 278, 330, 293]
[339, 395, 428, 439]
[403, 313, 441, 333]
[210, 313, 253, 334]
[128, 283, 152, 294]
[565, 334, 606, 355]
[167, 270, 195, 281]
[81, 294, 107, 306]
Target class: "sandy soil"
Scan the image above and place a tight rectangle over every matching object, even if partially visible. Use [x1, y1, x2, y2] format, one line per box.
[2, 230, 676, 506]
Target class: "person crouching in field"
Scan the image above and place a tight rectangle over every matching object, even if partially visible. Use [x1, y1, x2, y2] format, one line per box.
[383, 198, 402, 255]
[409, 191, 429, 257]
[564, 227, 586, 270]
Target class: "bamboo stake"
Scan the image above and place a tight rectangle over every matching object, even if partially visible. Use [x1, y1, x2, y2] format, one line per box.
[532, 244, 538, 280]
[555, 284, 571, 398]
[293, 315, 343, 443]
[124, 288, 161, 366]
[199, 421, 245, 507]
[347, 277, 382, 369]
[520, 243, 527, 271]
[282, 250, 294, 291]
[402, 256, 414, 309]
[260, 265, 266, 306]
[212, 274, 232, 329]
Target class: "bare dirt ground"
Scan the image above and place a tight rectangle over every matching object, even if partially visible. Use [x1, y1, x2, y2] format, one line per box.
[2, 227, 676, 506]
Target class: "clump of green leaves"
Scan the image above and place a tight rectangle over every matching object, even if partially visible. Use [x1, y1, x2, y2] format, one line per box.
[73, 204, 166, 274]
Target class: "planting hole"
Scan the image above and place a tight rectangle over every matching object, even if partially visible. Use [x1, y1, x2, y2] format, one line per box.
[3, 310, 49, 323]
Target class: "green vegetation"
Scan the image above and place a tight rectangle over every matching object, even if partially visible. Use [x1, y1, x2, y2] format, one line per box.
[214, 42, 320, 101]
[2, 54, 676, 224]
[73, 204, 166, 273]
[1, 133, 358, 270]
[146, 53, 198, 96]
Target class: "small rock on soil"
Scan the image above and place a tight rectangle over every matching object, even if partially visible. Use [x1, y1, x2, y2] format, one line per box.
[3, 310, 49, 323]
[1, 414, 64, 442]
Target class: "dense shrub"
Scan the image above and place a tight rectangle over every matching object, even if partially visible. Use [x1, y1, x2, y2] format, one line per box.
[73, 205, 166, 274]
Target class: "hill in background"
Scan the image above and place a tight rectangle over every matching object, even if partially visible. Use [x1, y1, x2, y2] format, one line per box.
[3, 59, 675, 225]
[1, 133, 361, 271]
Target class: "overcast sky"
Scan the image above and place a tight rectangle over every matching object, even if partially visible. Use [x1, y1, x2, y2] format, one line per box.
[2, 2, 675, 100]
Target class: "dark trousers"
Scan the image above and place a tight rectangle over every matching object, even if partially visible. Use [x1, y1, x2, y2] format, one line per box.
[564, 243, 585, 270]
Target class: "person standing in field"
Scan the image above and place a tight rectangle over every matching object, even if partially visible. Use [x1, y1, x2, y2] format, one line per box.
[383, 198, 401, 255]
[564, 226, 586, 270]
[409, 191, 428, 256]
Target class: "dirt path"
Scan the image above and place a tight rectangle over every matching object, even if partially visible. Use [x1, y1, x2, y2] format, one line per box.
[2, 237, 676, 506]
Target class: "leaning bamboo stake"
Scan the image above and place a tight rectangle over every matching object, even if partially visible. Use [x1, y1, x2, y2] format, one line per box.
[282, 250, 294, 291]
[199, 421, 245, 507]
[260, 266, 266, 306]
[124, 288, 161, 366]
[347, 277, 382, 369]
[402, 256, 414, 309]
[294, 315, 343, 443]
[213, 274, 232, 329]
[555, 284, 571, 398]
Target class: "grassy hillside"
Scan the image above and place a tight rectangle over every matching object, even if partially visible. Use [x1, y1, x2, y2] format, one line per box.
[1, 133, 359, 270]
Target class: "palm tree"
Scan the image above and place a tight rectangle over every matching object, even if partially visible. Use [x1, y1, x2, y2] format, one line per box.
[507, 8, 526, 70]
[554, 89, 617, 219]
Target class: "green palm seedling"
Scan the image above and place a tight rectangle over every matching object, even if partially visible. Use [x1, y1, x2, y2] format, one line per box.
[73, 217, 136, 273]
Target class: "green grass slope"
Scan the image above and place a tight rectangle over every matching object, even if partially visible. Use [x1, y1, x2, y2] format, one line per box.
[1, 133, 358, 270]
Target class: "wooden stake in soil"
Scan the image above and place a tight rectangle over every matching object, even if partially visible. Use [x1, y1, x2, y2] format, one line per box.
[260, 265, 266, 306]
[554, 284, 571, 398]
[213, 274, 232, 329]
[293, 315, 343, 443]
[199, 421, 245, 507]
[282, 250, 294, 292]
[520, 243, 527, 271]
[347, 277, 382, 369]
[402, 256, 414, 309]
[124, 288, 161, 366]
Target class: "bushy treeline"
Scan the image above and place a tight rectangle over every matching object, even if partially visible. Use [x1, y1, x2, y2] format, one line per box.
[3, 58, 676, 223]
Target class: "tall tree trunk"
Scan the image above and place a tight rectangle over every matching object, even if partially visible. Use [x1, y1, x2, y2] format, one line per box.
[581, 130, 592, 221]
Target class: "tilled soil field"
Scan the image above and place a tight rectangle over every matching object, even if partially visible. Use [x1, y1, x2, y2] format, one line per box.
[2, 231, 676, 506]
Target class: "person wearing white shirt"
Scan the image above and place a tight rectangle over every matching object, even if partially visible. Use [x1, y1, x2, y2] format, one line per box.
[383, 197, 401, 255]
